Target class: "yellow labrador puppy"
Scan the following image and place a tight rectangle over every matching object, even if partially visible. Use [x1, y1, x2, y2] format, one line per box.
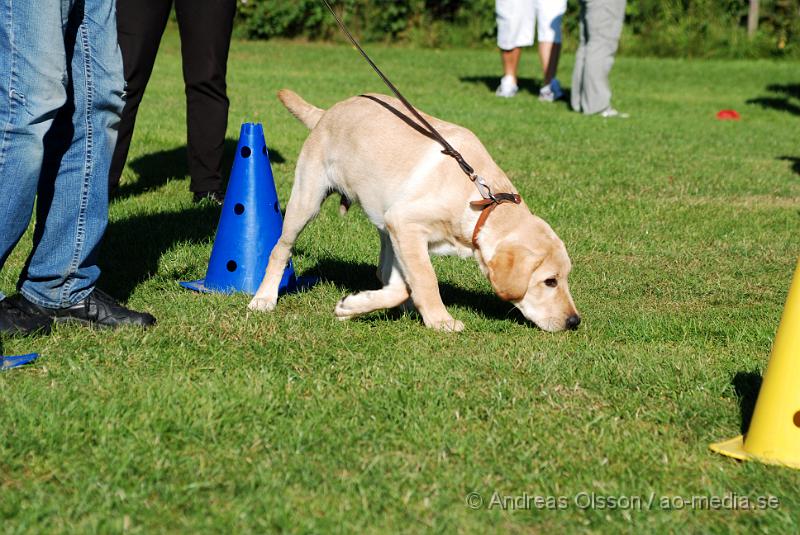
[249, 90, 580, 332]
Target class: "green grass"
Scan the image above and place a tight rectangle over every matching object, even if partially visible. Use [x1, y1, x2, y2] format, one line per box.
[2, 28, 799, 533]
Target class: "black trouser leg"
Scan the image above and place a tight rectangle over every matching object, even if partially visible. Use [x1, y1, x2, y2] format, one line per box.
[175, 0, 236, 193]
[109, 0, 172, 191]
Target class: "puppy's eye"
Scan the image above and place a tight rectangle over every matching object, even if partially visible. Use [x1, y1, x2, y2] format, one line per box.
[544, 278, 558, 287]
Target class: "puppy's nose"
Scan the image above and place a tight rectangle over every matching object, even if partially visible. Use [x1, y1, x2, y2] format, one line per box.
[566, 314, 581, 330]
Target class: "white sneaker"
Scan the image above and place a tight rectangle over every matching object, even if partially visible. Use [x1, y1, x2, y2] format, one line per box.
[495, 75, 518, 98]
[539, 78, 563, 102]
[599, 107, 629, 118]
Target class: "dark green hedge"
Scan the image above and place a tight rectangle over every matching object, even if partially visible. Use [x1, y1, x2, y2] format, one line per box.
[234, 0, 497, 47]
[233, 0, 800, 59]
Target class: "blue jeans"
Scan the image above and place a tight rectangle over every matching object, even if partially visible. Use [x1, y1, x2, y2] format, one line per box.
[0, 0, 124, 308]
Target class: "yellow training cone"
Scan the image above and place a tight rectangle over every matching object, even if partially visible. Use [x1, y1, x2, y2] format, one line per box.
[710, 256, 800, 469]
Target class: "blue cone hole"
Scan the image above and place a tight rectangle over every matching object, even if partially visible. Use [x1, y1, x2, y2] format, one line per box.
[241, 146, 251, 158]
[234, 203, 245, 215]
[227, 260, 237, 272]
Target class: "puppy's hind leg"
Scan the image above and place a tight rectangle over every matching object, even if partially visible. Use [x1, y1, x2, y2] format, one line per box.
[335, 246, 410, 320]
[249, 160, 328, 312]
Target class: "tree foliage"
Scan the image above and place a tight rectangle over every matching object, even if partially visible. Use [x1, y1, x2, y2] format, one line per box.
[234, 0, 800, 58]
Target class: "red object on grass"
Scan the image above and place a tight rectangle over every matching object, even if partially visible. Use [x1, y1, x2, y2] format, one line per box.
[716, 109, 741, 120]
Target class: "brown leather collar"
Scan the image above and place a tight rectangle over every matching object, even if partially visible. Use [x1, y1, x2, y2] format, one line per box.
[470, 193, 522, 249]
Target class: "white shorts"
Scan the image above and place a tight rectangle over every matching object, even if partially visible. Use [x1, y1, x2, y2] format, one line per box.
[496, 0, 568, 49]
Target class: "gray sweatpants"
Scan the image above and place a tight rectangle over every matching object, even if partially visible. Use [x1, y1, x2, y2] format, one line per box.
[570, 0, 626, 114]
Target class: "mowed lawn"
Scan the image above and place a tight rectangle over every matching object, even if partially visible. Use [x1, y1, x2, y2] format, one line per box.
[2, 26, 799, 533]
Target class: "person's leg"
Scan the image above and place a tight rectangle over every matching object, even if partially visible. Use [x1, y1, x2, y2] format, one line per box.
[11, 0, 156, 327]
[108, 0, 173, 192]
[175, 0, 236, 196]
[0, 0, 70, 303]
[578, 0, 626, 115]
[535, 0, 566, 87]
[20, 0, 125, 308]
[537, 42, 561, 85]
[496, 0, 533, 96]
[500, 47, 522, 81]
[570, 0, 588, 112]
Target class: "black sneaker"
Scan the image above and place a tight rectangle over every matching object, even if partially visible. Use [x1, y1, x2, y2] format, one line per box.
[192, 190, 225, 205]
[0, 298, 53, 336]
[9, 289, 156, 329]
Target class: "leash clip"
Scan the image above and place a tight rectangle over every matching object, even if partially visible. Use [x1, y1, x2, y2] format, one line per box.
[470, 173, 494, 200]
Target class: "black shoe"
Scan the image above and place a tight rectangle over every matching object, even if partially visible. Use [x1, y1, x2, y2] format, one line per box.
[0, 298, 53, 336]
[9, 289, 156, 329]
[192, 190, 225, 205]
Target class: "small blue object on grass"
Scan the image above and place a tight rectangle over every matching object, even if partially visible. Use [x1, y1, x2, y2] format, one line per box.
[1, 353, 39, 371]
[181, 122, 318, 295]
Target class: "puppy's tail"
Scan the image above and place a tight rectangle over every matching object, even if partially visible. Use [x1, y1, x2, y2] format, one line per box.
[278, 89, 324, 130]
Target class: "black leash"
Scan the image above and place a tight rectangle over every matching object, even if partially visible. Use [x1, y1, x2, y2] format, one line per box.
[320, 0, 504, 202]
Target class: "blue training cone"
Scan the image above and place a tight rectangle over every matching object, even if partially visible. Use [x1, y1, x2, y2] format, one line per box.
[1, 353, 39, 371]
[181, 122, 316, 295]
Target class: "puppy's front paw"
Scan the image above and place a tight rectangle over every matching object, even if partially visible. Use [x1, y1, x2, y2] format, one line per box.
[334, 297, 355, 320]
[248, 296, 277, 312]
[427, 317, 465, 332]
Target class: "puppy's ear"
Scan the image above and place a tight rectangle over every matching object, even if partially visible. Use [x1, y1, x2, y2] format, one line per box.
[488, 245, 541, 301]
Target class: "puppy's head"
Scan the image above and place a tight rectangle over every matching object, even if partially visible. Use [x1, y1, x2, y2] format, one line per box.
[487, 236, 580, 332]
